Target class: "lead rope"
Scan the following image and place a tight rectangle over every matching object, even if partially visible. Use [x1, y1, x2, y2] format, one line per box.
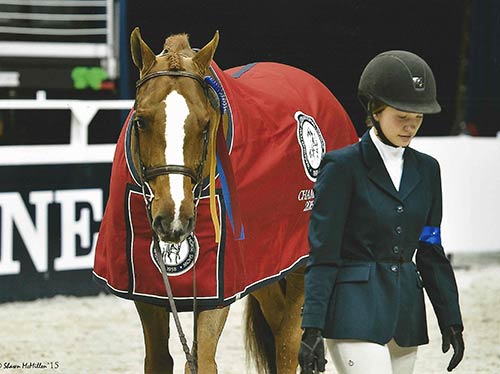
[192, 264, 198, 371]
[153, 239, 198, 373]
[134, 123, 198, 374]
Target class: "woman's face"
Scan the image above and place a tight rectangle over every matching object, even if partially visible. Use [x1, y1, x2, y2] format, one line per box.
[373, 106, 423, 147]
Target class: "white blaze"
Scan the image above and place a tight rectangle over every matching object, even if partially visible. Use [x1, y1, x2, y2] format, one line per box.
[164, 91, 189, 230]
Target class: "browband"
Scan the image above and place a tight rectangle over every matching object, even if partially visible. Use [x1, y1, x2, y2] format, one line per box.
[136, 70, 226, 114]
[136, 70, 206, 89]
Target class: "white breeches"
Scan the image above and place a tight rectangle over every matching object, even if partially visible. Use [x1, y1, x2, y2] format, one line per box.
[326, 338, 418, 374]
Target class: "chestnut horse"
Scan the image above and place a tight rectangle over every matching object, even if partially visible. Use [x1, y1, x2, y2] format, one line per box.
[130, 28, 306, 374]
[95, 27, 358, 373]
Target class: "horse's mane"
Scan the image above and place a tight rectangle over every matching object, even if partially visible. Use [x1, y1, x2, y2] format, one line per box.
[161, 34, 194, 71]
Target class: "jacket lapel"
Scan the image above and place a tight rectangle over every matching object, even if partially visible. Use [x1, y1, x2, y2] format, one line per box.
[360, 132, 402, 202]
[360, 132, 422, 202]
[399, 148, 422, 201]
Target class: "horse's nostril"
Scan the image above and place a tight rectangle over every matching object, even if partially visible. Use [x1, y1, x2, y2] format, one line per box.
[187, 217, 195, 232]
[171, 228, 183, 241]
[153, 216, 167, 236]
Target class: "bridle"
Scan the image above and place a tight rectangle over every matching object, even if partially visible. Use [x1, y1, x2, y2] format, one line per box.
[134, 70, 217, 207]
[133, 69, 224, 374]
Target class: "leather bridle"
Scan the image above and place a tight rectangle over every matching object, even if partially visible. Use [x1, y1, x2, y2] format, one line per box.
[134, 70, 216, 203]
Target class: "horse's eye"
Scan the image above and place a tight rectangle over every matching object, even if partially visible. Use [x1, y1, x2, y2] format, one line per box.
[134, 118, 146, 129]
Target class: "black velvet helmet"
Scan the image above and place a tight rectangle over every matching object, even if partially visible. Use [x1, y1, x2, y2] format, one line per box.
[358, 50, 441, 114]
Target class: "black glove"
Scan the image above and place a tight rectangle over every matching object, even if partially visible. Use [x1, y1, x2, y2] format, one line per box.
[298, 328, 327, 374]
[442, 325, 464, 372]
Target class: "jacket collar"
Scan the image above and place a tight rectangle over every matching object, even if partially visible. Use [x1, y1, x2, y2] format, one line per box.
[360, 130, 421, 202]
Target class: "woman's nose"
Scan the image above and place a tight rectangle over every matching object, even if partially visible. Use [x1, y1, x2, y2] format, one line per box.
[404, 122, 417, 131]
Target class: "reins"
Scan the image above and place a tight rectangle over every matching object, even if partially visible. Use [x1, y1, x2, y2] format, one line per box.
[133, 69, 225, 374]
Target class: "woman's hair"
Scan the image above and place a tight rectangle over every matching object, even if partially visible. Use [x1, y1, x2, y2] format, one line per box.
[365, 99, 387, 127]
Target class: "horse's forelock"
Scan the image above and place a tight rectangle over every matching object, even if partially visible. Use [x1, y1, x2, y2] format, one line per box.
[163, 53, 184, 71]
[163, 33, 191, 54]
[160, 34, 194, 71]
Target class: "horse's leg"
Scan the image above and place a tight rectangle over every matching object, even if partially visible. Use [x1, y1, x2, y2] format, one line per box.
[134, 300, 174, 374]
[184, 306, 230, 374]
[247, 266, 305, 374]
[274, 266, 305, 373]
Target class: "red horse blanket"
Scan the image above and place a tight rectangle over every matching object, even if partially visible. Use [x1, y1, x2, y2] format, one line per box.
[93, 61, 358, 310]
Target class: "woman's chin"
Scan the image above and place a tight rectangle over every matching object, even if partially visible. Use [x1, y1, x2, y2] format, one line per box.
[397, 136, 413, 147]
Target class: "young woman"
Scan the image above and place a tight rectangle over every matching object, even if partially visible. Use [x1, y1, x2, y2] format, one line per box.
[298, 51, 464, 374]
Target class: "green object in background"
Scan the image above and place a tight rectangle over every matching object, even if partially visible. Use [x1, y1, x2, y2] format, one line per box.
[71, 67, 108, 90]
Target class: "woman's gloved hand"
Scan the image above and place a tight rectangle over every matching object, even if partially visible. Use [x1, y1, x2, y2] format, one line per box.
[442, 325, 464, 372]
[298, 328, 327, 374]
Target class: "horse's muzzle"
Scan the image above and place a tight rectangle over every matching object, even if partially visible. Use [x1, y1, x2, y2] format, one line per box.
[153, 215, 195, 243]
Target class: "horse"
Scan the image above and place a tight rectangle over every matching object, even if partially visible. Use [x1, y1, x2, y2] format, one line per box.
[93, 28, 358, 373]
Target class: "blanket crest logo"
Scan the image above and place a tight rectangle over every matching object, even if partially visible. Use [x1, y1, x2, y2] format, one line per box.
[295, 111, 326, 182]
[150, 233, 199, 276]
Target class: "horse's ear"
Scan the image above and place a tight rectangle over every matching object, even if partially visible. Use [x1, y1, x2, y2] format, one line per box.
[192, 31, 219, 75]
[130, 27, 156, 76]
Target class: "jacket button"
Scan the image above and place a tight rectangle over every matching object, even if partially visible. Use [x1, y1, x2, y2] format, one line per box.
[396, 205, 404, 213]
[392, 246, 400, 254]
[395, 226, 403, 234]
[390, 264, 399, 273]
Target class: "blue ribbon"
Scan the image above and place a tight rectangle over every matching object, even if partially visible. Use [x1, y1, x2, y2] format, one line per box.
[419, 226, 441, 245]
[204, 76, 228, 114]
[216, 156, 245, 240]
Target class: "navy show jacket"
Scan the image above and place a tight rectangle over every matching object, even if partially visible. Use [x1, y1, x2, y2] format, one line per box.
[301, 131, 463, 347]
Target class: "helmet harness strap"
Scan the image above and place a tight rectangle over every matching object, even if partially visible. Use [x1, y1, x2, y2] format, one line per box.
[359, 93, 399, 148]
[370, 112, 399, 148]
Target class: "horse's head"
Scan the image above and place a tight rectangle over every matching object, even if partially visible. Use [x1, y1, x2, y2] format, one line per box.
[130, 28, 221, 243]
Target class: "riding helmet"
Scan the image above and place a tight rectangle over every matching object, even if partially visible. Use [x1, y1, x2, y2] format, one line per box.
[358, 50, 441, 114]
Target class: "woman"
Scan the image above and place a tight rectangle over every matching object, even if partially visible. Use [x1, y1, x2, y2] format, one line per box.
[298, 51, 464, 374]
